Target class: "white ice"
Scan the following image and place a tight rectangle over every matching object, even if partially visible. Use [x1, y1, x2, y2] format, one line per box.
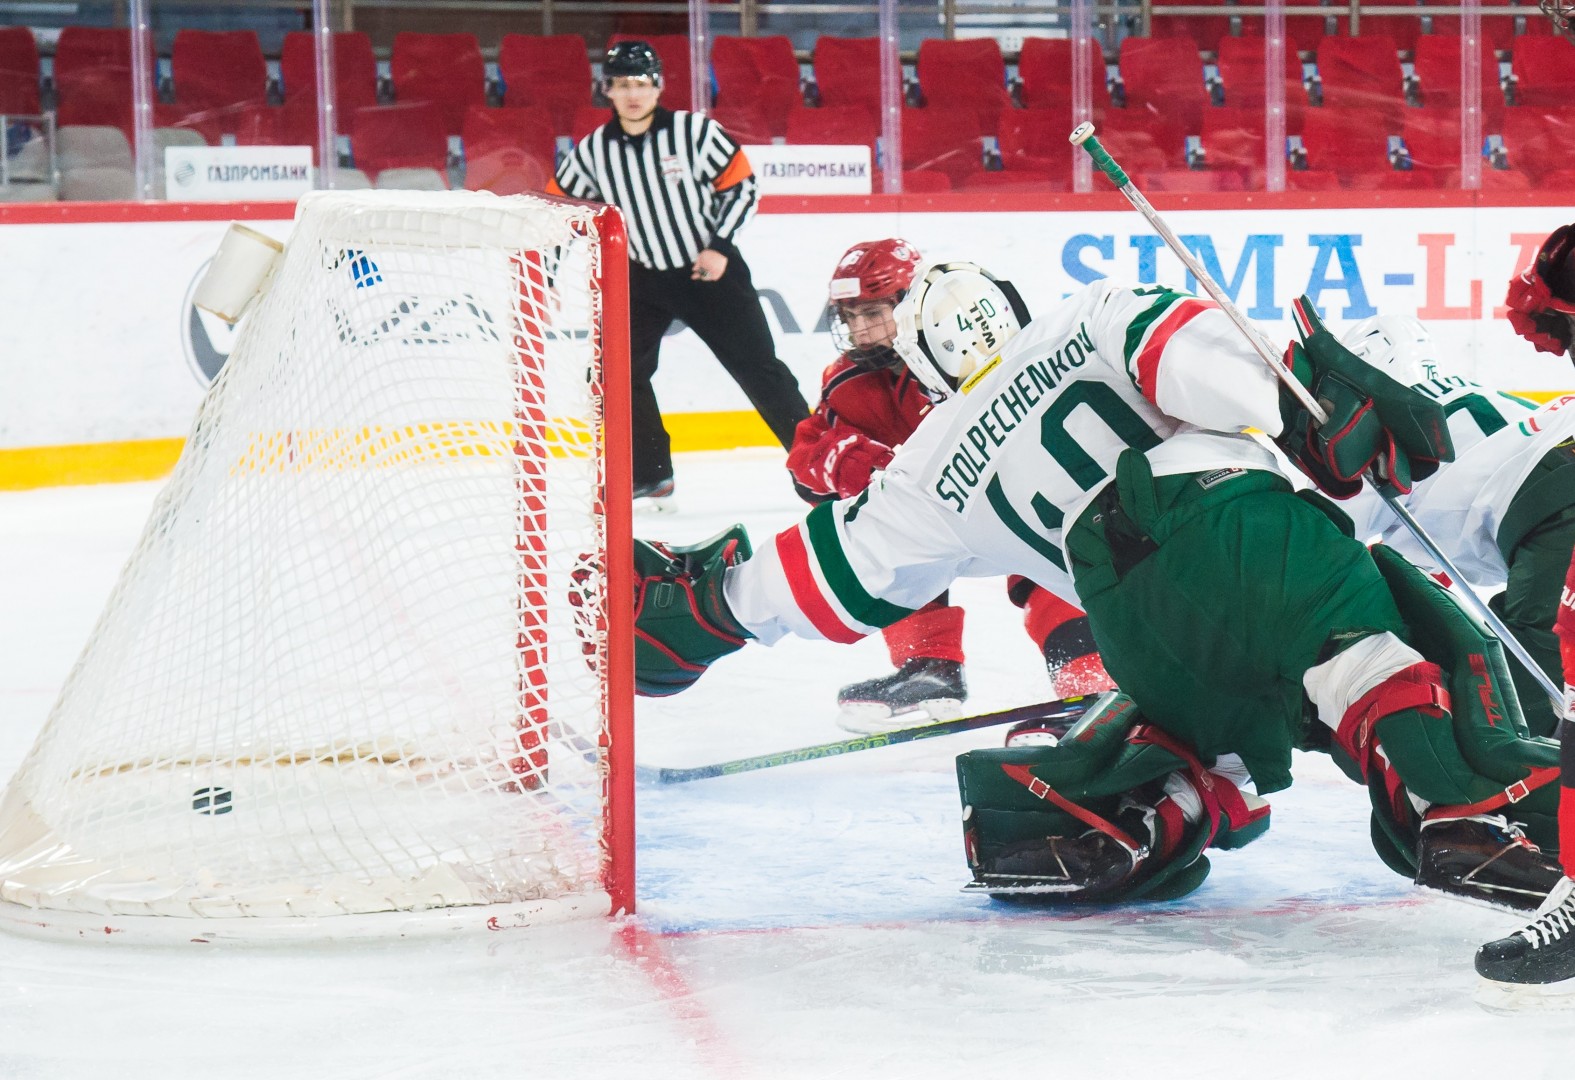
[0, 449, 1566, 1080]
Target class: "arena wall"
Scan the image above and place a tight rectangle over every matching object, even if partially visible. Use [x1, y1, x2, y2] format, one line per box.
[2, 192, 1571, 489]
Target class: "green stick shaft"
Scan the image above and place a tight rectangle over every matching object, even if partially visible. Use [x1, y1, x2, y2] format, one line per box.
[646, 696, 1095, 784]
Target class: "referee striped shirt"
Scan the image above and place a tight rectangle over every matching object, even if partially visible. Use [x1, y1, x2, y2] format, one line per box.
[549, 108, 759, 272]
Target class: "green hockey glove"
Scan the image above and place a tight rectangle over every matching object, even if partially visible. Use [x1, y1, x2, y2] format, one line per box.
[634, 525, 753, 697]
[1276, 296, 1454, 499]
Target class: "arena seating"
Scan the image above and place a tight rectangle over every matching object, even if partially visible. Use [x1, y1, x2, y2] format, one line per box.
[1315, 36, 1406, 134]
[1299, 104, 1394, 183]
[390, 32, 485, 136]
[53, 27, 133, 135]
[1118, 36, 1208, 149]
[171, 30, 267, 112]
[996, 108, 1074, 176]
[498, 34, 593, 136]
[1017, 37, 1110, 116]
[1411, 36, 1504, 123]
[0, 26, 40, 115]
[352, 101, 449, 184]
[1353, 0, 1422, 50]
[711, 35, 801, 137]
[707, 101, 773, 146]
[281, 32, 379, 113]
[1215, 37, 1307, 132]
[1503, 105, 1575, 181]
[813, 36, 881, 114]
[1151, 0, 1232, 50]
[784, 104, 878, 153]
[1432, 0, 1550, 49]
[901, 105, 987, 183]
[1510, 36, 1575, 108]
[915, 38, 1011, 136]
[461, 104, 555, 195]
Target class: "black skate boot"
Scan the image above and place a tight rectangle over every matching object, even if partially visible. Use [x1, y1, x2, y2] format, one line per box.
[836, 657, 966, 734]
[1476, 876, 1575, 989]
[1415, 814, 1564, 911]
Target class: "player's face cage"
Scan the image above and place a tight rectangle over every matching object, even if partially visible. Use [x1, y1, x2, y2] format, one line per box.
[1544, 0, 1574, 36]
[833, 299, 904, 371]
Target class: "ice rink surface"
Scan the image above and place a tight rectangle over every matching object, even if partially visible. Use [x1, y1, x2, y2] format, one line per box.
[0, 449, 1569, 1079]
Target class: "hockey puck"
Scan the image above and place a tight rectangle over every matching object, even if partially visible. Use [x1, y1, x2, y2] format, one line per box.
[192, 786, 233, 815]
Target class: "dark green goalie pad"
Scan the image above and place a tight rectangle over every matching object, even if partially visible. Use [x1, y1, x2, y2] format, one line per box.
[956, 693, 1271, 905]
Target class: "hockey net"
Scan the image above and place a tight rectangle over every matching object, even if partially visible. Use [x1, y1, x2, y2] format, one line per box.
[0, 190, 634, 941]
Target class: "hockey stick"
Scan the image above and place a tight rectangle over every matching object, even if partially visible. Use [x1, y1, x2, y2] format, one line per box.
[1070, 122, 1564, 712]
[644, 695, 1096, 784]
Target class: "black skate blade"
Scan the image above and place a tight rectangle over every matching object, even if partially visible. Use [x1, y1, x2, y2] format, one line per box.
[1416, 878, 1552, 915]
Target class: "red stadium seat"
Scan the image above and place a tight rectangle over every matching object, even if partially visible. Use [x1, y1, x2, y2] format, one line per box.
[1433, 0, 1546, 50]
[997, 107, 1073, 175]
[711, 35, 801, 136]
[54, 27, 133, 134]
[902, 106, 986, 183]
[785, 105, 877, 152]
[499, 35, 592, 135]
[1403, 108, 1469, 182]
[1511, 37, 1575, 109]
[0, 27, 40, 114]
[1151, 0, 1232, 51]
[571, 105, 613, 142]
[1236, 4, 1334, 53]
[1200, 106, 1280, 184]
[1315, 36, 1405, 134]
[958, 169, 1064, 192]
[1300, 104, 1393, 181]
[814, 36, 881, 113]
[353, 102, 449, 180]
[1017, 37, 1110, 115]
[1411, 36, 1503, 125]
[1118, 37, 1208, 147]
[1215, 36, 1306, 131]
[1096, 125, 1171, 173]
[1503, 106, 1575, 181]
[707, 101, 772, 146]
[607, 34, 691, 112]
[281, 32, 379, 114]
[916, 38, 1011, 135]
[1355, 0, 1422, 51]
[171, 30, 267, 112]
[391, 32, 486, 135]
[462, 105, 556, 195]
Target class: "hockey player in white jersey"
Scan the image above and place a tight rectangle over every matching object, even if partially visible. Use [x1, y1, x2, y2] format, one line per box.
[1340, 314, 1575, 737]
[631, 265, 1564, 906]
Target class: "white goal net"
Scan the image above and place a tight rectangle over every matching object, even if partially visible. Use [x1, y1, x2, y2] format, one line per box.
[0, 190, 634, 941]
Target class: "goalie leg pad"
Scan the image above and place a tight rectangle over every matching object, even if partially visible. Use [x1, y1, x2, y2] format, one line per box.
[957, 694, 1270, 904]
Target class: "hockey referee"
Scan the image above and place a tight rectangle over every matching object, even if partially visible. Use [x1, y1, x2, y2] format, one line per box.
[549, 41, 809, 506]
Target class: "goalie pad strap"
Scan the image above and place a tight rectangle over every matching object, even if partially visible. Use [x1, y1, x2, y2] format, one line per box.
[1423, 766, 1561, 823]
[1130, 724, 1269, 838]
[1334, 662, 1451, 780]
[999, 763, 1144, 852]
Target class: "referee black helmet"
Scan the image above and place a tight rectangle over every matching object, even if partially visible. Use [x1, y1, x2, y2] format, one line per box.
[604, 41, 663, 86]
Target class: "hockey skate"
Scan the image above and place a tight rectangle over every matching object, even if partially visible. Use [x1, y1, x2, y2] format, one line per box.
[836, 657, 966, 734]
[1414, 814, 1563, 912]
[1475, 876, 1575, 999]
[633, 477, 678, 514]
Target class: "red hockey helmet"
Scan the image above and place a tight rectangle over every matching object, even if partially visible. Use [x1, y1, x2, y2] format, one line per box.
[828, 238, 923, 305]
[828, 239, 923, 369]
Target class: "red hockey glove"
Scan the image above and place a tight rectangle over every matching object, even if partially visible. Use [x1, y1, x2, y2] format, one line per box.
[633, 526, 753, 697]
[824, 433, 895, 499]
[1506, 224, 1575, 358]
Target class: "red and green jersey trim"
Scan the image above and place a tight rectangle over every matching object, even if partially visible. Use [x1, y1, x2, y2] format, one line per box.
[772, 502, 917, 642]
[1121, 288, 1215, 405]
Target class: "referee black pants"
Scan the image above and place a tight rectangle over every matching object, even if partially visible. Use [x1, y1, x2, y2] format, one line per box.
[628, 255, 809, 489]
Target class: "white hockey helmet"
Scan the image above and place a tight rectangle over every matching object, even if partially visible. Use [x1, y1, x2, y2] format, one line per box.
[893, 261, 1030, 398]
[1340, 314, 1444, 386]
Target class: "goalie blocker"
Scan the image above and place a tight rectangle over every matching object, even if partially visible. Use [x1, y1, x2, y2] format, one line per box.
[958, 545, 1562, 907]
